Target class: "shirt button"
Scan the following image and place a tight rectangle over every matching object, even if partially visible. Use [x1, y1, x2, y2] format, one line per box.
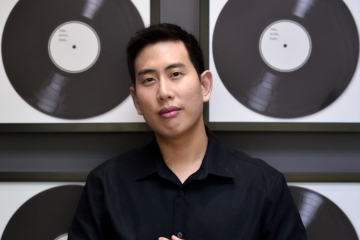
[178, 190, 184, 196]
[177, 232, 183, 238]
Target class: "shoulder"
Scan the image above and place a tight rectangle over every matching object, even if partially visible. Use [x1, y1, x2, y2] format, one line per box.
[212, 136, 283, 191]
[207, 128, 279, 179]
[223, 144, 288, 201]
[89, 142, 152, 181]
[227, 145, 279, 177]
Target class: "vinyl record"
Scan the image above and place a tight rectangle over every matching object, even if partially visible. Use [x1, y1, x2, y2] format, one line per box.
[1, 185, 83, 240]
[289, 186, 359, 240]
[2, 0, 144, 119]
[213, 0, 359, 118]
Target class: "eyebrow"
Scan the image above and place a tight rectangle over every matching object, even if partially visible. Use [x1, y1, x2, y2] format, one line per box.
[137, 68, 155, 77]
[165, 62, 186, 70]
[137, 62, 186, 77]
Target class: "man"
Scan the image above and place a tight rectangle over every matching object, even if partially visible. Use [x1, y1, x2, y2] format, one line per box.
[69, 23, 306, 240]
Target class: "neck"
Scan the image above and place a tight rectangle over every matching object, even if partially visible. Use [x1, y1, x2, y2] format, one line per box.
[156, 122, 208, 183]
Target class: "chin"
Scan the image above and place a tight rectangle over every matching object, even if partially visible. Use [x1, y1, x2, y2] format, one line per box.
[151, 124, 185, 138]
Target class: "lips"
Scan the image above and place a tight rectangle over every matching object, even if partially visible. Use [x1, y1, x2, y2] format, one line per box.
[158, 106, 181, 118]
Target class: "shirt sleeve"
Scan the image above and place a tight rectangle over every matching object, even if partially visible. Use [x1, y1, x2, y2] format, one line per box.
[68, 172, 108, 240]
[260, 173, 307, 240]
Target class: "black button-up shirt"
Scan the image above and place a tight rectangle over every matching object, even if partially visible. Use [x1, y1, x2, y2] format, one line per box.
[69, 129, 306, 240]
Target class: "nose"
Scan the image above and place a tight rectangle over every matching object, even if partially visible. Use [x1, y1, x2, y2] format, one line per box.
[157, 78, 174, 101]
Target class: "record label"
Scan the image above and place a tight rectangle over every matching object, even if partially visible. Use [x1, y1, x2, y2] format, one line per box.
[49, 21, 100, 73]
[259, 20, 311, 72]
[55, 234, 68, 240]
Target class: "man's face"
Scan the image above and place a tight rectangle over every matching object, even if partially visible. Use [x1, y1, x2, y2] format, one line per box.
[130, 41, 212, 139]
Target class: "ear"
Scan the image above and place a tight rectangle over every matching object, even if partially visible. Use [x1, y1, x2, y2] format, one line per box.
[129, 86, 143, 115]
[200, 70, 213, 103]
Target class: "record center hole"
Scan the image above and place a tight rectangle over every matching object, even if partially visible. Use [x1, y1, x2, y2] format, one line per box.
[283, 44, 287, 48]
[72, 45, 76, 49]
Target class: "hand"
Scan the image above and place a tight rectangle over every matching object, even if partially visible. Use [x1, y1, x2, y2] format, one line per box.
[159, 235, 185, 240]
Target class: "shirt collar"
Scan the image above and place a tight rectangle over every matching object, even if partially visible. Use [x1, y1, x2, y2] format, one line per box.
[135, 126, 235, 180]
[134, 139, 159, 180]
[201, 126, 235, 179]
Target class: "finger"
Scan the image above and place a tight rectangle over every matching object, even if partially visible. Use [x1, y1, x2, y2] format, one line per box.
[158, 237, 169, 240]
[171, 235, 184, 240]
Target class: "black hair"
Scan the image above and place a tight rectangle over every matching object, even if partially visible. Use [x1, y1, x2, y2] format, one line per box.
[126, 23, 205, 85]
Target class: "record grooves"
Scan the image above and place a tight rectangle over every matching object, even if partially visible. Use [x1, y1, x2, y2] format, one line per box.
[289, 186, 359, 240]
[213, 0, 359, 118]
[1, 185, 84, 240]
[2, 0, 144, 119]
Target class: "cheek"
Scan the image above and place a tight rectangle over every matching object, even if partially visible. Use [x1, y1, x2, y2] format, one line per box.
[135, 92, 154, 115]
[138, 99, 153, 114]
[183, 87, 204, 111]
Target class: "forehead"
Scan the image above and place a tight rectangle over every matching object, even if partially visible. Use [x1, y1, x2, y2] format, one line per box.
[135, 41, 191, 68]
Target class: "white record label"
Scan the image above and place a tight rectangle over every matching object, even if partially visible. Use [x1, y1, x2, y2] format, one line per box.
[54, 233, 68, 240]
[259, 20, 311, 72]
[48, 21, 100, 73]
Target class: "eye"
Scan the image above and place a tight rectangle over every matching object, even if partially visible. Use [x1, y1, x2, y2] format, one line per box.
[170, 72, 182, 78]
[143, 78, 155, 84]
